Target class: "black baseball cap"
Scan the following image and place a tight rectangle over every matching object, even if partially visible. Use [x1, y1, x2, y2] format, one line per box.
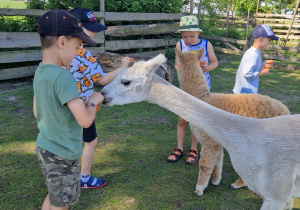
[69, 7, 107, 33]
[37, 9, 97, 46]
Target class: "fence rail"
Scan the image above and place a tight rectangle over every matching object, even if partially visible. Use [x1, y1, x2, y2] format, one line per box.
[0, 8, 299, 80]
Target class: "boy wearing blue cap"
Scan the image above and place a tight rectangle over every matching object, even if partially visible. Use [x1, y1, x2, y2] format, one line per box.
[68, 7, 130, 189]
[233, 24, 279, 94]
[33, 9, 103, 209]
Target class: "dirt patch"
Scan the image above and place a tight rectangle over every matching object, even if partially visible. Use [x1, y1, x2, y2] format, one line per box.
[0, 79, 33, 94]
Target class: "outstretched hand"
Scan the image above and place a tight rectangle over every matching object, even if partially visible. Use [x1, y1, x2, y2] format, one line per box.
[120, 57, 131, 69]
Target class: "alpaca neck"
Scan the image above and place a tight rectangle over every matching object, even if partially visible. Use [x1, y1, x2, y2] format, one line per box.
[148, 75, 249, 148]
[177, 61, 211, 100]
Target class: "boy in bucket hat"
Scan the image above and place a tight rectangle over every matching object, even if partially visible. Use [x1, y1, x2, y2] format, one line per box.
[68, 7, 130, 189]
[167, 15, 218, 164]
[233, 24, 279, 94]
[33, 9, 103, 209]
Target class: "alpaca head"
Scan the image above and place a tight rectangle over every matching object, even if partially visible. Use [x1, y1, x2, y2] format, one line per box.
[101, 54, 167, 106]
[175, 47, 204, 70]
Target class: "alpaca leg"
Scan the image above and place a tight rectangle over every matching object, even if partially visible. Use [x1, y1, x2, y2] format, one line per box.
[284, 198, 294, 210]
[261, 200, 287, 210]
[230, 177, 247, 189]
[211, 147, 223, 185]
[194, 143, 222, 196]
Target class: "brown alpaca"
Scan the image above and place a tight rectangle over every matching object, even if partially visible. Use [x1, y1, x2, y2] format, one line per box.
[175, 48, 291, 196]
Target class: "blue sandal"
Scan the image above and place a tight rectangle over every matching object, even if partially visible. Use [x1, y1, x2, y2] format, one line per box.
[80, 176, 107, 189]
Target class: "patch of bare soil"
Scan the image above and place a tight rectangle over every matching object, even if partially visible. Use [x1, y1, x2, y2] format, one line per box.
[0, 79, 33, 94]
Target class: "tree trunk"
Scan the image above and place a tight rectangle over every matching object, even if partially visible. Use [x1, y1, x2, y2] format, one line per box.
[226, 3, 230, 37]
[284, 0, 300, 46]
[190, 0, 194, 14]
[197, 0, 203, 22]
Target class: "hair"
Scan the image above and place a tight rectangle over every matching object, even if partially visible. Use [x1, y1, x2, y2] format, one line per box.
[40, 36, 59, 49]
[39, 35, 74, 49]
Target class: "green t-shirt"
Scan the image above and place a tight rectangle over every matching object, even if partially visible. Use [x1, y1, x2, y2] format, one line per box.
[33, 64, 82, 160]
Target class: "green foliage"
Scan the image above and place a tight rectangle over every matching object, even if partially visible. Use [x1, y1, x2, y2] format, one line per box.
[105, 0, 182, 13]
[25, 0, 183, 13]
[25, 0, 46, 9]
[259, 0, 296, 14]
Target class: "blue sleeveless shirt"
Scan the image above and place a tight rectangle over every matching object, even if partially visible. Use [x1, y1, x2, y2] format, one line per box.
[179, 38, 211, 90]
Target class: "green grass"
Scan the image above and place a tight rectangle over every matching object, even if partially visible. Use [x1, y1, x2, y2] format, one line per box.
[0, 0, 26, 9]
[0, 53, 300, 209]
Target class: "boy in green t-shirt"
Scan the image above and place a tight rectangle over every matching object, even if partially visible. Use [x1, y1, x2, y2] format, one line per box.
[33, 9, 103, 209]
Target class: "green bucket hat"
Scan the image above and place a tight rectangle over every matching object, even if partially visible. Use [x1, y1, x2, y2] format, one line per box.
[177, 15, 202, 32]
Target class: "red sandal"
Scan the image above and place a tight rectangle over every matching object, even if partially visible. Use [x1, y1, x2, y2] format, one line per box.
[185, 149, 199, 164]
[167, 148, 183, 162]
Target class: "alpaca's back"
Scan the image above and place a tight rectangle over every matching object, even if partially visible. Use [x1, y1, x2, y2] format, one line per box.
[206, 93, 290, 118]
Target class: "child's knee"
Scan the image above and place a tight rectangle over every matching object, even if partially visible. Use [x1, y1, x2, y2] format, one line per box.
[178, 117, 188, 127]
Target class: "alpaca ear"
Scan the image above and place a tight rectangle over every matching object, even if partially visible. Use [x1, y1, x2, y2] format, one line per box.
[197, 48, 205, 60]
[144, 54, 167, 74]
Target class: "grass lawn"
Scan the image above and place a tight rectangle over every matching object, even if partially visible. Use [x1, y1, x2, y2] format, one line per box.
[0, 0, 26, 9]
[0, 52, 300, 209]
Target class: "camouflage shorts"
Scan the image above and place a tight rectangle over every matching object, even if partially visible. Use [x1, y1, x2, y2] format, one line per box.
[35, 146, 80, 207]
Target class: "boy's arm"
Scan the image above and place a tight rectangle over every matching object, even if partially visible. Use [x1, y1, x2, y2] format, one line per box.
[67, 92, 104, 128]
[202, 41, 218, 72]
[33, 96, 37, 119]
[98, 57, 131, 85]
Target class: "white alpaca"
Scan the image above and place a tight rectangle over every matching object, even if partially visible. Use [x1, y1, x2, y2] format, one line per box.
[175, 48, 290, 196]
[100, 54, 300, 210]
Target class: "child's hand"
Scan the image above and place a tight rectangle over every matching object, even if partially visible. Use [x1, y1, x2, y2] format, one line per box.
[201, 64, 210, 72]
[266, 60, 274, 66]
[120, 57, 131, 69]
[200, 61, 210, 72]
[88, 92, 104, 106]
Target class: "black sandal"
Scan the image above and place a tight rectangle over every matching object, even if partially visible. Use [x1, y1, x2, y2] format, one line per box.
[185, 149, 199, 164]
[167, 148, 183, 162]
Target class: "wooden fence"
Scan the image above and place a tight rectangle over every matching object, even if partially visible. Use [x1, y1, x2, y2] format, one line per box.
[0, 7, 300, 80]
[255, 13, 300, 44]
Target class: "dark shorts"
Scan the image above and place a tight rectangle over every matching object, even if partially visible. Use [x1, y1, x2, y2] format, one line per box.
[35, 146, 80, 207]
[83, 121, 97, 143]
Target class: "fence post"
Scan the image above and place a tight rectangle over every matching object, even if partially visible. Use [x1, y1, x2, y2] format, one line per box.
[100, 0, 105, 25]
[100, 0, 105, 50]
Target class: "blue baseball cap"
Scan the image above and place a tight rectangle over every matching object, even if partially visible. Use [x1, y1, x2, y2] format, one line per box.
[37, 9, 97, 46]
[251, 24, 279, 40]
[70, 7, 107, 33]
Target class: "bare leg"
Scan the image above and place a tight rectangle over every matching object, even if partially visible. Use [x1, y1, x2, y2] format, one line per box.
[167, 116, 187, 161]
[176, 116, 188, 151]
[81, 137, 98, 175]
[42, 194, 69, 210]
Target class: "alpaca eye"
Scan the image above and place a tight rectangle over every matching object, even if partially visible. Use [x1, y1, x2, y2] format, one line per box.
[121, 80, 131, 86]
